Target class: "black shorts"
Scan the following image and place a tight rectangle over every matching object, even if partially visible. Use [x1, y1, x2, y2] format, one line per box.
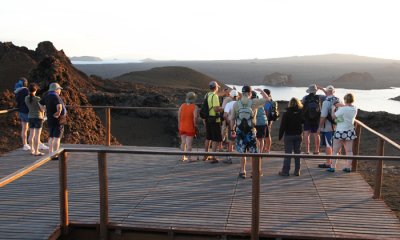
[49, 124, 64, 138]
[206, 118, 222, 142]
[255, 125, 268, 138]
[28, 118, 44, 129]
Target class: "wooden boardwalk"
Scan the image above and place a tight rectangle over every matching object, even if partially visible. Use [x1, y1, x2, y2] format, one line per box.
[1, 144, 400, 239]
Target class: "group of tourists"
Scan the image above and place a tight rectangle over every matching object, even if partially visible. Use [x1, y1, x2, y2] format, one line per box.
[178, 81, 358, 179]
[14, 78, 66, 160]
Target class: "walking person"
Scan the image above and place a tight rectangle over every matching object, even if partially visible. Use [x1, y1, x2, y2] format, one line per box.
[178, 92, 198, 162]
[278, 98, 304, 176]
[39, 83, 66, 159]
[328, 93, 358, 173]
[14, 77, 30, 150]
[25, 83, 45, 156]
[254, 91, 268, 173]
[230, 86, 270, 179]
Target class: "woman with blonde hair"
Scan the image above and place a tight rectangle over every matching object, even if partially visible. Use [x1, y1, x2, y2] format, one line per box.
[328, 93, 357, 173]
[278, 97, 304, 176]
[178, 92, 198, 162]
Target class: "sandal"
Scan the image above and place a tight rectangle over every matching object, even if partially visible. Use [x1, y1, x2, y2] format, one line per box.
[239, 172, 246, 179]
[313, 152, 320, 155]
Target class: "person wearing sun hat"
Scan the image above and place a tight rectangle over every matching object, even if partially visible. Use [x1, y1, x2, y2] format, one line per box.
[39, 82, 66, 160]
[178, 92, 198, 162]
[301, 84, 326, 155]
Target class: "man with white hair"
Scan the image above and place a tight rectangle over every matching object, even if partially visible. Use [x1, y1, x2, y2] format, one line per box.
[318, 85, 341, 168]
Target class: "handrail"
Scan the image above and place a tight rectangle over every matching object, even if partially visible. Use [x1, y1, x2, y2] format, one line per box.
[0, 108, 18, 114]
[354, 119, 400, 151]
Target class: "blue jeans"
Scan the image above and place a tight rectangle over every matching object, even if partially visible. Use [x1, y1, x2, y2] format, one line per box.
[282, 134, 302, 174]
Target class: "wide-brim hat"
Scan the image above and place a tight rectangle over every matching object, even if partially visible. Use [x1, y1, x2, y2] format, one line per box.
[185, 92, 197, 103]
[49, 82, 63, 91]
[306, 84, 317, 94]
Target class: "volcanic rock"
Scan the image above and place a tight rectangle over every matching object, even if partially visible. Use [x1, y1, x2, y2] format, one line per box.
[263, 72, 292, 86]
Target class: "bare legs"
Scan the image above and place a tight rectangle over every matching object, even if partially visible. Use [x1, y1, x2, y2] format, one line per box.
[331, 139, 353, 169]
[181, 135, 194, 161]
[49, 137, 61, 154]
[28, 128, 43, 155]
[304, 131, 320, 154]
[21, 121, 29, 146]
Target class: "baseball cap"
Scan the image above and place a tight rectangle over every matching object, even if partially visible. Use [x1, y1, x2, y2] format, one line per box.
[209, 81, 220, 89]
[326, 85, 335, 91]
[242, 85, 251, 93]
[230, 89, 238, 97]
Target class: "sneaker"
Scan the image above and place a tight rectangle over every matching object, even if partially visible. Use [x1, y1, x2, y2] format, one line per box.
[39, 143, 49, 150]
[223, 157, 232, 164]
[318, 163, 332, 168]
[202, 156, 210, 161]
[342, 168, 351, 173]
[239, 172, 246, 179]
[278, 171, 290, 177]
[23, 144, 31, 151]
[327, 168, 336, 172]
[294, 171, 301, 176]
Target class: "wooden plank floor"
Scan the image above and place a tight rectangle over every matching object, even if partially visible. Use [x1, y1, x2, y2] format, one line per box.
[1, 144, 400, 239]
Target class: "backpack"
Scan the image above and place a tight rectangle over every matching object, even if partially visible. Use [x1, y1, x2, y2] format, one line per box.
[268, 100, 280, 121]
[236, 99, 254, 133]
[304, 94, 321, 122]
[199, 93, 214, 119]
[325, 96, 339, 125]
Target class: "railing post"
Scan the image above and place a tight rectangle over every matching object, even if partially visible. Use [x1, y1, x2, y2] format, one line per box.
[105, 107, 111, 146]
[373, 139, 385, 199]
[98, 152, 109, 240]
[59, 151, 69, 236]
[251, 156, 261, 240]
[352, 123, 362, 172]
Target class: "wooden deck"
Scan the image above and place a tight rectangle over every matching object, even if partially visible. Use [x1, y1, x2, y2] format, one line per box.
[1, 144, 400, 239]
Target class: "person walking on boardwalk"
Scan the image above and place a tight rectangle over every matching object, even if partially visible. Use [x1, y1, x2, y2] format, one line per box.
[203, 81, 224, 163]
[278, 98, 304, 176]
[318, 85, 340, 168]
[39, 82, 66, 160]
[327, 93, 358, 173]
[14, 77, 30, 151]
[302, 84, 325, 155]
[25, 83, 46, 156]
[178, 92, 198, 162]
[230, 86, 270, 179]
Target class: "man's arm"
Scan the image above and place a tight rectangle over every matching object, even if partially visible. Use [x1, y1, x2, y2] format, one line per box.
[54, 104, 62, 118]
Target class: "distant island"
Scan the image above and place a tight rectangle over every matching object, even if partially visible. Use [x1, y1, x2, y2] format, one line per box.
[391, 96, 400, 101]
[70, 56, 102, 61]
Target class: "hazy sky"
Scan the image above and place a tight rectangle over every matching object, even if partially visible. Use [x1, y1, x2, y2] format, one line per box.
[1, 0, 399, 60]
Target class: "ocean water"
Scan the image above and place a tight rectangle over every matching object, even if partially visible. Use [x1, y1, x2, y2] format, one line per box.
[228, 85, 400, 115]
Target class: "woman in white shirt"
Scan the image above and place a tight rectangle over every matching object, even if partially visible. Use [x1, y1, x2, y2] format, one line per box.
[327, 93, 357, 173]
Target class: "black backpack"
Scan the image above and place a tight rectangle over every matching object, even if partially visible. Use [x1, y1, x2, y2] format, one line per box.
[268, 100, 280, 121]
[199, 93, 214, 119]
[304, 94, 321, 122]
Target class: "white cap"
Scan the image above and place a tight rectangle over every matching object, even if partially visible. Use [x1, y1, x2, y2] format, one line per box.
[230, 89, 238, 97]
